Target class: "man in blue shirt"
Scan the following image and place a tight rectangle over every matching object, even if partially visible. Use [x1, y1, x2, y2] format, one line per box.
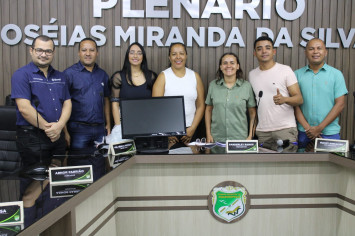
[11, 35, 72, 166]
[295, 38, 348, 148]
[11, 35, 72, 227]
[64, 38, 111, 151]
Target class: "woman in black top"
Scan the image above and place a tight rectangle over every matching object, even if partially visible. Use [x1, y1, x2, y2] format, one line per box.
[111, 42, 157, 126]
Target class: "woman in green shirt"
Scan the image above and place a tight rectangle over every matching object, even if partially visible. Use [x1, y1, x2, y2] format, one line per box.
[205, 53, 256, 143]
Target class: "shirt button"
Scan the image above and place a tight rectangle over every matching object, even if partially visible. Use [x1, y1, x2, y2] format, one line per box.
[55, 109, 58, 111]
[50, 89, 52, 91]
[53, 98, 55, 101]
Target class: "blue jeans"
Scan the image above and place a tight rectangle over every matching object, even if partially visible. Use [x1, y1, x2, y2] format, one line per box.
[298, 131, 340, 148]
[67, 122, 105, 150]
[67, 122, 106, 180]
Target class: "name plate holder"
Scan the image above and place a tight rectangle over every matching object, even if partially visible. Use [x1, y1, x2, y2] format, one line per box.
[0, 201, 24, 226]
[49, 165, 93, 185]
[108, 140, 136, 168]
[0, 224, 24, 235]
[314, 138, 349, 153]
[226, 140, 258, 153]
[49, 165, 93, 198]
[50, 183, 91, 198]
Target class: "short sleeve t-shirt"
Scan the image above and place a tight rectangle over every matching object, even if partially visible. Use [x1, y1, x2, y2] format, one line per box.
[249, 63, 298, 132]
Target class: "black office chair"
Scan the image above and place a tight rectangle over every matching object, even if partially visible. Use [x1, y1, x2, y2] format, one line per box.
[0, 106, 21, 176]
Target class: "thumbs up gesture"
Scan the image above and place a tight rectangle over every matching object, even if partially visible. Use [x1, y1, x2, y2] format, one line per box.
[273, 88, 285, 105]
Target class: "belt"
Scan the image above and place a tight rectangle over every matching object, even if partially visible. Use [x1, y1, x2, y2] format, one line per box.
[72, 121, 103, 126]
[17, 125, 41, 131]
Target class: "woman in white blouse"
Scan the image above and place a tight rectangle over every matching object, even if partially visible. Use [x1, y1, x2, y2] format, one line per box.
[153, 43, 205, 145]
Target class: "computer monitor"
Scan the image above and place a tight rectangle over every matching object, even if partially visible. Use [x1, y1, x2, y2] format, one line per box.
[120, 96, 186, 153]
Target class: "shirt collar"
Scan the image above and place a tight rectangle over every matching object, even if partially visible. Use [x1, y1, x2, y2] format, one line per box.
[29, 62, 54, 75]
[78, 61, 98, 72]
[306, 62, 329, 72]
[217, 78, 244, 88]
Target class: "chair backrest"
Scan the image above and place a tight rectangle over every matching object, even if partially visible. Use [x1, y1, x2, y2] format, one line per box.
[0, 106, 21, 175]
[5, 94, 16, 106]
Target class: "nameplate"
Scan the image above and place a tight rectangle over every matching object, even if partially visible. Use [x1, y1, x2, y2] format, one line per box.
[314, 138, 349, 152]
[226, 140, 258, 153]
[108, 140, 136, 167]
[49, 165, 93, 185]
[0, 224, 23, 234]
[50, 183, 91, 198]
[110, 151, 136, 168]
[0, 201, 23, 226]
[108, 140, 136, 156]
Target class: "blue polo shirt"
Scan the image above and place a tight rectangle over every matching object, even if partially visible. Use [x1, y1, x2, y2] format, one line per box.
[295, 63, 348, 135]
[64, 61, 110, 124]
[11, 62, 71, 126]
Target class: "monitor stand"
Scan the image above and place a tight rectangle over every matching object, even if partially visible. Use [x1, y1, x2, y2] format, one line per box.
[134, 136, 169, 154]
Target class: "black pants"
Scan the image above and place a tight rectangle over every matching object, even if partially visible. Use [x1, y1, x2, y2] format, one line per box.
[16, 126, 67, 227]
[16, 126, 66, 167]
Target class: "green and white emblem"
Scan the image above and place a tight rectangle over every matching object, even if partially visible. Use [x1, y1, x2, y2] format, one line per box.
[208, 182, 250, 223]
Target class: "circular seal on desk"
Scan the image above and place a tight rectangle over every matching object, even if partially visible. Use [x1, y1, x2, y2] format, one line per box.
[208, 181, 250, 223]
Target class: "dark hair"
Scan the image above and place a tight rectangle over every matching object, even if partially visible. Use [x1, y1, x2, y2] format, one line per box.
[32, 35, 55, 50]
[168, 42, 187, 67]
[121, 42, 155, 88]
[78, 38, 97, 51]
[168, 42, 187, 56]
[253, 36, 274, 49]
[216, 52, 244, 83]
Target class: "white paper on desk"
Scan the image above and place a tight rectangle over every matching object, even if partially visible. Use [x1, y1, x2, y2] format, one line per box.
[215, 142, 226, 147]
[188, 142, 216, 148]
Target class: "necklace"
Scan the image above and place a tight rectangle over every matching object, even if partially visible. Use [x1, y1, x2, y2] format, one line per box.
[132, 71, 143, 77]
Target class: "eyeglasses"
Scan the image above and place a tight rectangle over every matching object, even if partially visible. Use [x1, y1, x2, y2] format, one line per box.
[129, 50, 143, 56]
[195, 137, 206, 145]
[32, 48, 54, 56]
[194, 137, 207, 152]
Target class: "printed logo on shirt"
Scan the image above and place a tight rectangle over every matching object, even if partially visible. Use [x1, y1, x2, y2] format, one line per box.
[51, 78, 62, 82]
[32, 77, 43, 81]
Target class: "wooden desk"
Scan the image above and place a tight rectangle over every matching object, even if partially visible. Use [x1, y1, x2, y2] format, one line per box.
[20, 152, 355, 236]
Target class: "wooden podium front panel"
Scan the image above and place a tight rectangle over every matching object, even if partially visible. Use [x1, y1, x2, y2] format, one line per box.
[103, 160, 354, 236]
[19, 154, 355, 235]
